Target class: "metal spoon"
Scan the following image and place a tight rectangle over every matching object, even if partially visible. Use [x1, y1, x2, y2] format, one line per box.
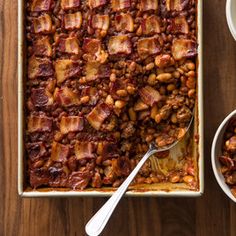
[85, 115, 194, 236]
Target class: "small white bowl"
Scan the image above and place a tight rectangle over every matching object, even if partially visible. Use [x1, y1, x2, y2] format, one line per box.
[211, 109, 236, 203]
[226, 0, 236, 41]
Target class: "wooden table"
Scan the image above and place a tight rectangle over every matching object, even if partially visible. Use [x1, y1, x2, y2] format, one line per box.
[1, 1, 236, 235]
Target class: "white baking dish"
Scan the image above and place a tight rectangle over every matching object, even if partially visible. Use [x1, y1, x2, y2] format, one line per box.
[18, 0, 204, 197]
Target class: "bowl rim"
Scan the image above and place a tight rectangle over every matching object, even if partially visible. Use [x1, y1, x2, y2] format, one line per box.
[211, 109, 236, 203]
[226, 0, 236, 41]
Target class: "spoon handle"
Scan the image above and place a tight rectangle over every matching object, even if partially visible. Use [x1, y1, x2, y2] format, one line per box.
[85, 148, 158, 236]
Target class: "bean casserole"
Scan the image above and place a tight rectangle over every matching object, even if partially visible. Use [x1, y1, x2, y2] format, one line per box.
[25, 0, 199, 191]
[219, 119, 236, 198]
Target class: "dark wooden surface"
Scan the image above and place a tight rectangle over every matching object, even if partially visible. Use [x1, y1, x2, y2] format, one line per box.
[1, 0, 236, 235]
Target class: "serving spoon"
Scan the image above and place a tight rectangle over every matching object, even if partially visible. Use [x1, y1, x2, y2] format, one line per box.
[85, 115, 194, 236]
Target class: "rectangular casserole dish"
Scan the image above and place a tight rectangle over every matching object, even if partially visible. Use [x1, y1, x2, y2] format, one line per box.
[18, 0, 204, 197]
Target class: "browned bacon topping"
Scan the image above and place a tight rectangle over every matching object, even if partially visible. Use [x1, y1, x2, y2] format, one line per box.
[33, 37, 52, 57]
[54, 87, 80, 107]
[111, 0, 131, 11]
[61, 0, 80, 10]
[166, 0, 189, 11]
[140, 15, 161, 35]
[88, 0, 107, 9]
[31, 0, 52, 12]
[137, 37, 161, 58]
[85, 62, 110, 81]
[60, 116, 84, 134]
[86, 103, 111, 130]
[169, 16, 189, 34]
[91, 14, 110, 31]
[108, 35, 132, 55]
[55, 59, 81, 84]
[51, 141, 69, 162]
[31, 88, 53, 107]
[140, 0, 158, 11]
[172, 39, 197, 60]
[26, 142, 47, 161]
[139, 86, 162, 106]
[28, 56, 54, 79]
[28, 115, 53, 132]
[115, 13, 134, 32]
[32, 14, 52, 34]
[56, 36, 80, 54]
[75, 141, 96, 159]
[63, 12, 82, 30]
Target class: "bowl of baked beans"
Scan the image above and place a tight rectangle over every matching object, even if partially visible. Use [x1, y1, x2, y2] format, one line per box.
[212, 109, 236, 203]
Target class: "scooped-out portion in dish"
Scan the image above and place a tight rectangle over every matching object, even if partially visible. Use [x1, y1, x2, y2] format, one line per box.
[219, 118, 236, 198]
[25, 0, 198, 190]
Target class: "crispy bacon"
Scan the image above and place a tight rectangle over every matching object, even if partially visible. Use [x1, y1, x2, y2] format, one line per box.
[85, 62, 110, 81]
[111, 0, 131, 11]
[88, 0, 107, 9]
[26, 142, 47, 161]
[91, 14, 110, 31]
[169, 16, 189, 34]
[172, 39, 197, 60]
[32, 14, 52, 34]
[140, 0, 158, 11]
[64, 12, 82, 30]
[51, 141, 69, 162]
[28, 56, 53, 79]
[29, 169, 50, 188]
[56, 37, 80, 54]
[140, 15, 161, 35]
[83, 38, 108, 63]
[31, 0, 52, 12]
[137, 37, 161, 58]
[81, 87, 99, 105]
[33, 37, 52, 57]
[31, 88, 53, 107]
[28, 115, 53, 132]
[60, 116, 84, 134]
[108, 35, 132, 55]
[139, 86, 162, 106]
[54, 87, 80, 106]
[61, 0, 80, 10]
[55, 59, 81, 84]
[75, 141, 96, 159]
[86, 103, 111, 130]
[166, 0, 189, 11]
[115, 13, 134, 32]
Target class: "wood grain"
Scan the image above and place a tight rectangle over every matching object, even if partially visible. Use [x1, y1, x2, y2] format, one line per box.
[1, 0, 236, 235]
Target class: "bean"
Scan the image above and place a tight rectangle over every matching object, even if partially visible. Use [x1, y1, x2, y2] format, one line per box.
[169, 174, 180, 183]
[80, 96, 89, 104]
[156, 73, 172, 83]
[128, 107, 137, 121]
[105, 95, 114, 105]
[116, 89, 128, 97]
[115, 100, 126, 109]
[183, 175, 194, 184]
[146, 62, 155, 70]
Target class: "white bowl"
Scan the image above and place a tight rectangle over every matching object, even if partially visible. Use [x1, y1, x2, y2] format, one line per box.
[226, 0, 236, 41]
[211, 110, 236, 203]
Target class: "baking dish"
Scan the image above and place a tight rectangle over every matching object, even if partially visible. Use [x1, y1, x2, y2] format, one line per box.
[18, 0, 204, 197]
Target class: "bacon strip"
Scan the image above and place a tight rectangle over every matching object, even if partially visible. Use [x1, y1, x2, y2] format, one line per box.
[169, 16, 189, 34]
[28, 56, 53, 79]
[61, 0, 80, 10]
[137, 37, 161, 58]
[115, 13, 134, 32]
[88, 0, 107, 9]
[108, 35, 132, 55]
[33, 36, 52, 57]
[111, 0, 131, 11]
[51, 142, 69, 162]
[28, 115, 53, 132]
[60, 116, 84, 134]
[166, 0, 189, 11]
[54, 87, 80, 107]
[55, 59, 81, 84]
[31, 88, 53, 107]
[75, 141, 96, 159]
[56, 37, 80, 55]
[64, 12, 82, 30]
[139, 86, 162, 106]
[91, 14, 110, 31]
[86, 103, 111, 130]
[172, 39, 197, 60]
[31, 0, 52, 12]
[32, 14, 52, 34]
[85, 62, 110, 81]
[140, 0, 158, 11]
[141, 15, 161, 35]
